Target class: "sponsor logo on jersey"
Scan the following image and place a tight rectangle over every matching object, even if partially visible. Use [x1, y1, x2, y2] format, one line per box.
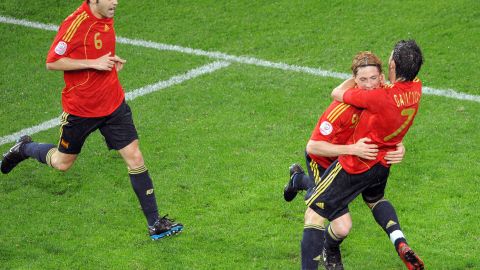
[54, 41, 68, 55]
[319, 121, 333, 135]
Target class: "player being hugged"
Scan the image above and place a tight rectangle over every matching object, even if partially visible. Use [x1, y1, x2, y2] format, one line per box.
[284, 51, 409, 270]
[303, 40, 424, 270]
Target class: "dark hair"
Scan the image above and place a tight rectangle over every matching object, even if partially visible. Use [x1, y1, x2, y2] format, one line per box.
[392, 40, 424, 81]
[351, 51, 382, 76]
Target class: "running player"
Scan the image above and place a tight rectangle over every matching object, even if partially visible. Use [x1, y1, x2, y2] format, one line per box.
[0, 0, 183, 240]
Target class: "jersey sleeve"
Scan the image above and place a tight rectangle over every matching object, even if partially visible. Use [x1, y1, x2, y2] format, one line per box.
[309, 103, 349, 142]
[46, 16, 86, 63]
[343, 87, 383, 112]
[310, 117, 332, 142]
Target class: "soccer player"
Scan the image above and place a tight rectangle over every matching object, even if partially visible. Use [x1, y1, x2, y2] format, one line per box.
[303, 40, 424, 270]
[284, 52, 405, 269]
[0, 0, 183, 240]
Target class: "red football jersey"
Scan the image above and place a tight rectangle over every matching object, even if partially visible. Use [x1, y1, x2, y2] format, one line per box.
[309, 101, 362, 169]
[339, 78, 422, 174]
[46, 2, 124, 117]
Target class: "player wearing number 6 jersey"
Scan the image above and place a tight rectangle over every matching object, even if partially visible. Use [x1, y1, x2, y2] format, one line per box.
[303, 40, 424, 270]
[0, 0, 183, 240]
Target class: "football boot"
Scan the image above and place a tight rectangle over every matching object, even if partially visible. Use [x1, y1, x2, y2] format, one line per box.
[1, 135, 32, 174]
[149, 215, 183, 240]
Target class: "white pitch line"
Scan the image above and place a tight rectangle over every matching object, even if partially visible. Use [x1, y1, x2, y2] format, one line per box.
[422, 86, 479, 103]
[0, 119, 60, 148]
[116, 37, 350, 80]
[0, 15, 58, 31]
[0, 61, 231, 146]
[1, 15, 478, 103]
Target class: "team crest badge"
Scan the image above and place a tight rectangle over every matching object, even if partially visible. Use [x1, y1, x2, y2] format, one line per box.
[54, 41, 68, 55]
[319, 121, 333, 135]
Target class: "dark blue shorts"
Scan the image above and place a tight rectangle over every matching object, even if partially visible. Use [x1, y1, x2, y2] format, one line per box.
[305, 160, 390, 221]
[305, 151, 327, 186]
[57, 101, 139, 154]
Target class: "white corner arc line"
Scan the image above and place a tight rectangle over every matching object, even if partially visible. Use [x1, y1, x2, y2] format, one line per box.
[1, 15, 479, 104]
[0, 61, 231, 146]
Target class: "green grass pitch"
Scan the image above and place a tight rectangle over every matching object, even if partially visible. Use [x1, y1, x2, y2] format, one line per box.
[0, 1, 479, 269]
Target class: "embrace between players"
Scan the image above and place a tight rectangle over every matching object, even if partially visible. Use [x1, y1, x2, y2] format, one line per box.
[285, 42, 424, 270]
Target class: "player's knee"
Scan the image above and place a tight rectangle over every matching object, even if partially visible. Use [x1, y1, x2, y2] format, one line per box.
[50, 153, 76, 172]
[128, 150, 144, 168]
[334, 223, 352, 238]
[331, 214, 352, 238]
[54, 160, 74, 172]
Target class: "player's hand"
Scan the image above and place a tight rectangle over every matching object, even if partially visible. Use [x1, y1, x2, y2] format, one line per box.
[352, 137, 378, 160]
[112, 55, 126, 71]
[90, 52, 116, 71]
[385, 141, 405, 164]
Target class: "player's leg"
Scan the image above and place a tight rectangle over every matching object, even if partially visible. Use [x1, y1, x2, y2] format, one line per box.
[306, 162, 390, 269]
[1, 112, 89, 174]
[21, 140, 77, 172]
[103, 101, 182, 240]
[302, 160, 349, 270]
[284, 152, 325, 202]
[1, 135, 46, 174]
[283, 163, 306, 202]
[117, 139, 159, 226]
[47, 112, 98, 171]
[362, 167, 424, 270]
[323, 213, 352, 270]
[301, 207, 327, 270]
[48, 151, 77, 171]
[365, 197, 424, 269]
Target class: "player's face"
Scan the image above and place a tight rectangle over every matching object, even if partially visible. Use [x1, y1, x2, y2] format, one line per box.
[354, 66, 383, 90]
[91, 0, 118, 19]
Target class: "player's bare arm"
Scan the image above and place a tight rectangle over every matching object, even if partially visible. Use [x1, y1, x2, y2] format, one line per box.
[332, 77, 356, 102]
[306, 137, 379, 160]
[384, 142, 406, 164]
[46, 52, 121, 71]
